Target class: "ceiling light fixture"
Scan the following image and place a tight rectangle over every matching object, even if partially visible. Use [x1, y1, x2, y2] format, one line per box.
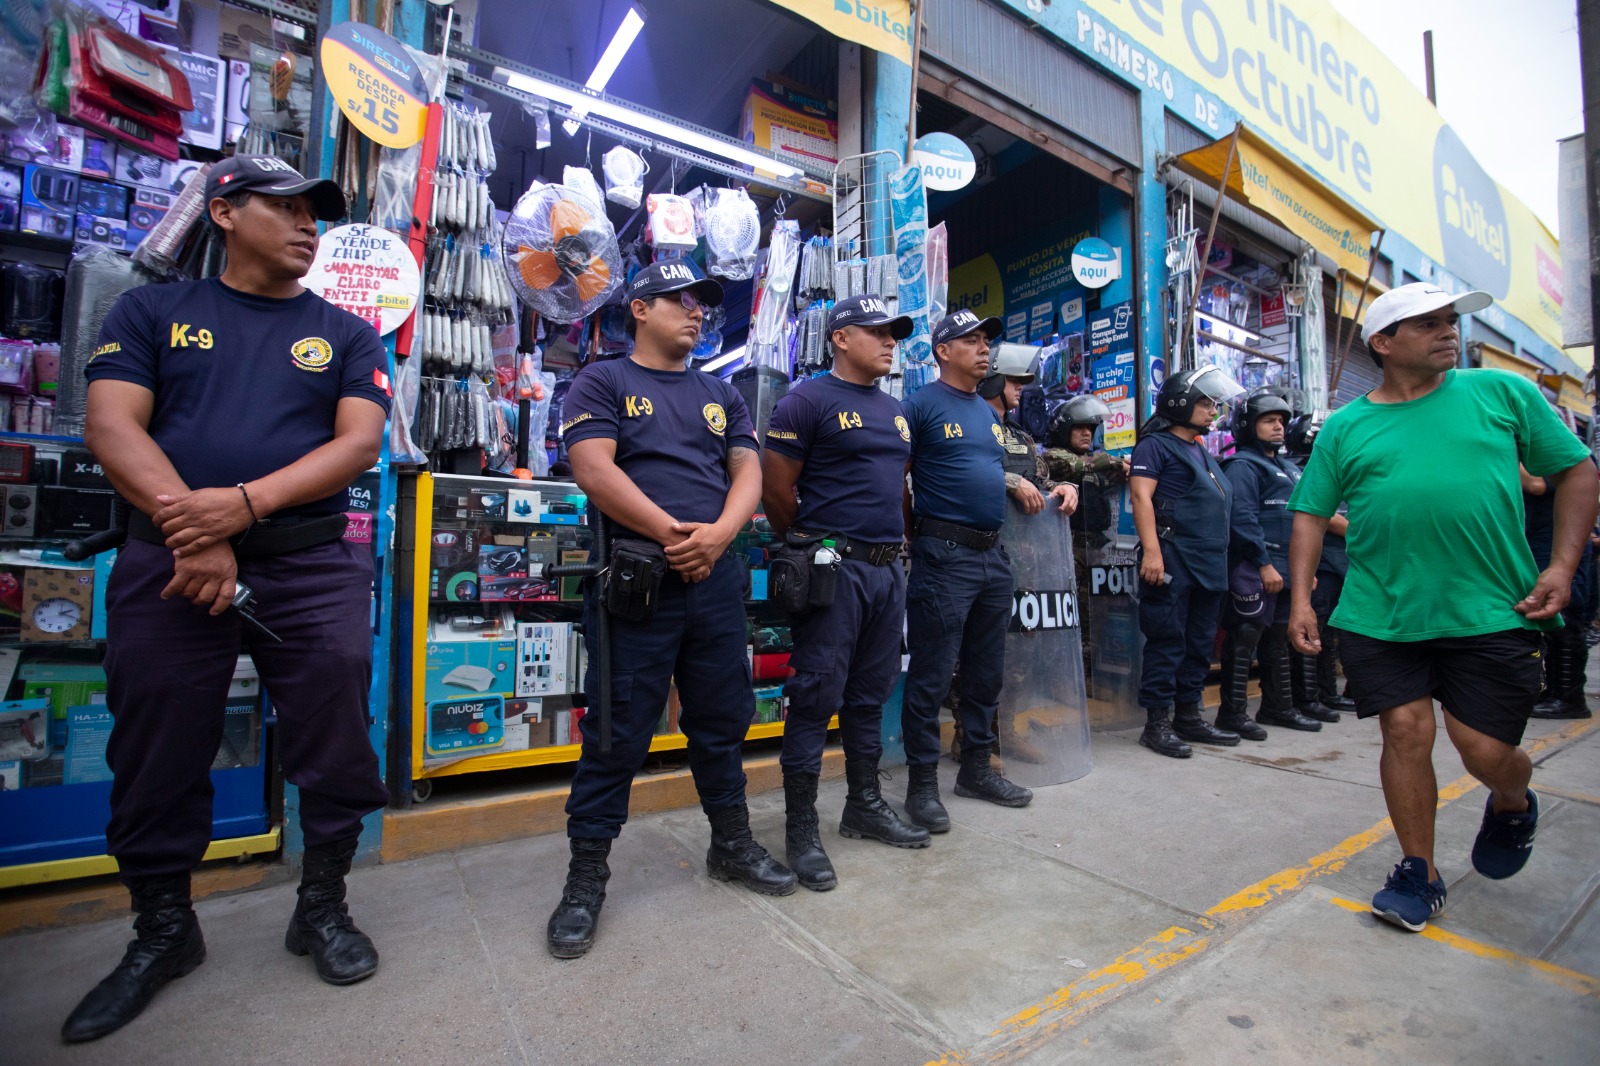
[563, 4, 646, 137]
[500, 68, 803, 178]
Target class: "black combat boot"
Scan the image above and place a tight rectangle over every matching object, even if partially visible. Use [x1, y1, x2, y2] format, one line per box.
[1215, 624, 1269, 741]
[840, 758, 932, 848]
[1255, 625, 1321, 731]
[904, 763, 950, 832]
[706, 804, 798, 896]
[62, 874, 206, 1043]
[1173, 702, 1241, 746]
[284, 836, 379, 984]
[1139, 706, 1193, 758]
[1316, 627, 1357, 712]
[546, 837, 612, 958]
[1292, 647, 1340, 723]
[1532, 623, 1593, 719]
[784, 772, 837, 891]
[955, 745, 1033, 806]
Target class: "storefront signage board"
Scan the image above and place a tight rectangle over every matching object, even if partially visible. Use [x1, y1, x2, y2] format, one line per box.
[770, 0, 913, 66]
[321, 21, 428, 149]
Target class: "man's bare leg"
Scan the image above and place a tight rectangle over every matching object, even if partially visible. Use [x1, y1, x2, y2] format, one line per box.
[1441, 710, 1532, 816]
[1378, 698, 1441, 879]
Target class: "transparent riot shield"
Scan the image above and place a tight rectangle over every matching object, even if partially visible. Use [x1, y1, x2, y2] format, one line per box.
[1079, 476, 1146, 732]
[997, 507, 1092, 786]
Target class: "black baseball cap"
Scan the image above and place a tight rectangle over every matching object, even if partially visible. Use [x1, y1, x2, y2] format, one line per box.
[828, 294, 913, 340]
[931, 308, 1003, 349]
[205, 154, 346, 222]
[627, 260, 724, 307]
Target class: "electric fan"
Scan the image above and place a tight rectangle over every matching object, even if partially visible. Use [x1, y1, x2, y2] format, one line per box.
[503, 182, 621, 322]
[704, 187, 760, 280]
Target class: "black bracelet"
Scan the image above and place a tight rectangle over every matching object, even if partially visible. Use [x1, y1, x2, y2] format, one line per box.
[237, 483, 259, 523]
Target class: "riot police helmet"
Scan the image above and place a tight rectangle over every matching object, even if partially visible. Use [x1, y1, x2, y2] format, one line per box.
[1152, 364, 1247, 434]
[1284, 412, 1323, 457]
[1047, 394, 1113, 449]
[1231, 388, 1294, 447]
[977, 342, 1040, 399]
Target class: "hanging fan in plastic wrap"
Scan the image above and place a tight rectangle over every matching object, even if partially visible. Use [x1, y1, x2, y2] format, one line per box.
[503, 182, 621, 322]
[704, 187, 760, 280]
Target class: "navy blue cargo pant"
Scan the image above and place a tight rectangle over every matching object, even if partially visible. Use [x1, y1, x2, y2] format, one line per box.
[1137, 549, 1224, 710]
[780, 559, 905, 775]
[566, 553, 755, 839]
[901, 535, 1011, 767]
[103, 537, 388, 882]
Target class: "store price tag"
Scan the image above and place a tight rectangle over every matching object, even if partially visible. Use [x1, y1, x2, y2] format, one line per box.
[320, 21, 428, 149]
[304, 223, 421, 336]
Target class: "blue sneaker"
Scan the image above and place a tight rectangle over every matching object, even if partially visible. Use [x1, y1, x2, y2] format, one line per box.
[1371, 857, 1447, 932]
[1471, 789, 1539, 880]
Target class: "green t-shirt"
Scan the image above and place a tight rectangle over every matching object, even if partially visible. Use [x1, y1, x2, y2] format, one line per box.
[1288, 369, 1591, 641]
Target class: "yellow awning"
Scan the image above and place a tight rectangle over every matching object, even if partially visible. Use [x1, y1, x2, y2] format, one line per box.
[1170, 124, 1381, 278]
[1478, 344, 1542, 382]
[1539, 371, 1594, 417]
[767, 0, 913, 66]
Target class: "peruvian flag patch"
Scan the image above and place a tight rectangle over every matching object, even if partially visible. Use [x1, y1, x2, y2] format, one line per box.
[373, 368, 392, 396]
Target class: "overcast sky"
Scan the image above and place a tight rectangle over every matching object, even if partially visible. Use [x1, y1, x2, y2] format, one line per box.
[1328, 0, 1583, 233]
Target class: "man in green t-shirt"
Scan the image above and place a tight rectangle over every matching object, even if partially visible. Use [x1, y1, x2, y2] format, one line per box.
[1287, 283, 1596, 935]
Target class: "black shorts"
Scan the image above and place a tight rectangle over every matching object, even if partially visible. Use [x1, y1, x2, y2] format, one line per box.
[1334, 626, 1545, 746]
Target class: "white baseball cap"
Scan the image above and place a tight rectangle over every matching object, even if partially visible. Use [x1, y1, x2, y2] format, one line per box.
[1361, 282, 1493, 344]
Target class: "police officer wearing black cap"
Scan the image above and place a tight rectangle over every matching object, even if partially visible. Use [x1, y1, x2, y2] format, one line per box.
[1129, 364, 1246, 757]
[67, 155, 390, 1042]
[762, 294, 931, 892]
[1218, 390, 1328, 739]
[1284, 414, 1358, 717]
[547, 260, 794, 960]
[899, 309, 1036, 832]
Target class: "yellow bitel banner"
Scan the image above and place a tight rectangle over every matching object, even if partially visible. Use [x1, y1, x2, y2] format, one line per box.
[770, 0, 913, 66]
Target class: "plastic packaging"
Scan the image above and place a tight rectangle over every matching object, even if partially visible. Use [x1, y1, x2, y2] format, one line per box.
[646, 193, 697, 250]
[602, 145, 645, 208]
[55, 246, 159, 436]
[926, 222, 949, 325]
[703, 187, 760, 280]
[562, 165, 604, 213]
[131, 162, 212, 276]
[1, 262, 66, 341]
[749, 220, 801, 372]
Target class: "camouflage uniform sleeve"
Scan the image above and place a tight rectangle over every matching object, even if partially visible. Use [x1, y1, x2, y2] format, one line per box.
[1023, 429, 1056, 491]
[1088, 451, 1128, 482]
[1044, 447, 1088, 485]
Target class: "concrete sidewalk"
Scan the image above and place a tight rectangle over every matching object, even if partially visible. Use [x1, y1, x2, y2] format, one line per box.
[3, 712, 1597, 1065]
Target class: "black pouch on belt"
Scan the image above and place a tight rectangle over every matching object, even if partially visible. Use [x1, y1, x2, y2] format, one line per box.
[769, 529, 830, 615]
[604, 538, 668, 622]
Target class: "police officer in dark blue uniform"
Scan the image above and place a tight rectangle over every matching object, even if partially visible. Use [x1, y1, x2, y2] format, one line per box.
[1218, 390, 1328, 737]
[1284, 414, 1357, 716]
[547, 261, 794, 959]
[762, 295, 931, 892]
[1523, 458, 1596, 719]
[1129, 365, 1246, 758]
[68, 156, 392, 1042]
[899, 309, 1035, 832]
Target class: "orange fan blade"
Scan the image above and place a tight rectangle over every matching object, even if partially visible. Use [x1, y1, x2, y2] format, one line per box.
[516, 245, 561, 290]
[548, 199, 592, 242]
[573, 258, 612, 303]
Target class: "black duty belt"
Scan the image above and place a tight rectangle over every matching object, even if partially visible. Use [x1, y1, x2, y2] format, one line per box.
[129, 509, 348, 558]
[796, 531, 902, 566]
[913, 517, 1000, 551]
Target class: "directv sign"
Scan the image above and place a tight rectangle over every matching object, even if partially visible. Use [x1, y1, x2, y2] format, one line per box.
[1070, 237, 1122, 289]
[911, 132, 977, 191]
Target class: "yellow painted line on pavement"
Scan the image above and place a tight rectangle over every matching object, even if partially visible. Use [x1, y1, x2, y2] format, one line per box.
[925, 716, 1600, 1065]
[1536, 785, 1600, 807]
[1326, 896, 1600, 997]
[923, 923, 1214, 1066]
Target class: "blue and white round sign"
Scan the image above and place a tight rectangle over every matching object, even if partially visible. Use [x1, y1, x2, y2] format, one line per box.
[911, 133, 977, 191]
[1071, 237, 1121, 289]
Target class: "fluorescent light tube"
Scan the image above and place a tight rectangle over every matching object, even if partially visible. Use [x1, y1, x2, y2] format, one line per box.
[501, 69, 803, 177]
[564, 6, 646, 137]
[700, 345, 747, 373]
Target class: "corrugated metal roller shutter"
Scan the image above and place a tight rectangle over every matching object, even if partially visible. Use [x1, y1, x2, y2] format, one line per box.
[923, 0, 1141, 166]
[1325, 279, 1382, 406]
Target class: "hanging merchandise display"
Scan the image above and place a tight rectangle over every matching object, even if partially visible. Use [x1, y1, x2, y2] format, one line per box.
[747, 219, 801, 373]
[504, 182, 621, 322]
[890, 163, 933, 391]
[602, 145, 645, 208]
[702, 187, 760, 281]
[645, 192, 697, 252]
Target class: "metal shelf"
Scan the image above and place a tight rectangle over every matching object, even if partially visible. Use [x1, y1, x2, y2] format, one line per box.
[0, 827, 282, 890]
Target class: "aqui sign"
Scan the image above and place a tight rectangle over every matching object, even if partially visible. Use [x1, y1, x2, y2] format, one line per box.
[911, 132, 977, 191]
[1070, 237, 1122, 289]
[321, 21, 429, 149]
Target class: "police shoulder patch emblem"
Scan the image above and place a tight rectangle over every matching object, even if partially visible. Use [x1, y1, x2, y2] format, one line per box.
[703, 403, 727, 435]
[291, 337, 334, 372]
[895, 415, 910, 442]
[990, 423, 1005, 445]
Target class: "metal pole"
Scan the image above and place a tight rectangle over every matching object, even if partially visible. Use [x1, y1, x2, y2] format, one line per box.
[905, 0, 926, 160]
[1579, 0, 1600, 374]
[1183, 123, 1242, 370]
[1423, 30, 1437, 105]
[1328, 229, 1386, 394]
